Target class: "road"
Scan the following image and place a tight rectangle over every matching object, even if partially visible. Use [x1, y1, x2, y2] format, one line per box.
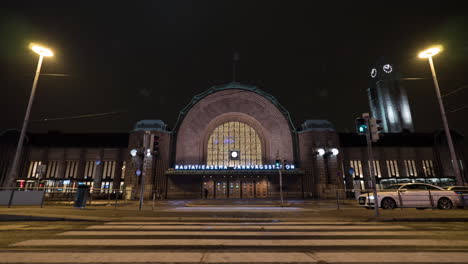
[1, 219, 468, 263]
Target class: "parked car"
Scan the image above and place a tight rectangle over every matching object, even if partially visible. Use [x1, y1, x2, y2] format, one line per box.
[358, 183, 461, 210]
[445, 186, 468, 207]
[444, 186, 468, 194]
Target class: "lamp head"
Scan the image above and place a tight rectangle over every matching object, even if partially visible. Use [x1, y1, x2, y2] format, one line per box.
[130, 149, 138, 157]
[418, 45, 442, 58]
[30, 44, 54, 57]
[331, 148, 339, 156]
[316, 148, 325, 156]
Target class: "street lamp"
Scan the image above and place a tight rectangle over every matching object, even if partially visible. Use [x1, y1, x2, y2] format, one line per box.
[5, 44, 53, 187]
[418, 45, 464, 185]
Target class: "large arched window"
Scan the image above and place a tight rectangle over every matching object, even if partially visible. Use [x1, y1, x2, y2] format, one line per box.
[206, 121, 262, 166]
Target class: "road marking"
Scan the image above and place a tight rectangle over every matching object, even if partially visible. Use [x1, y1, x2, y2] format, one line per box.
[58, 230, 442, 236]
[12, 238, 468, 247]
[86, 224, 411, 230]
[103, 221, 373, 225]
[0, 224, 28, 230]
[2, 252, 468, 263]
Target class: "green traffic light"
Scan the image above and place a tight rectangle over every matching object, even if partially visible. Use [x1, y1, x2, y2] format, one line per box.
[359, 125, 368, 133]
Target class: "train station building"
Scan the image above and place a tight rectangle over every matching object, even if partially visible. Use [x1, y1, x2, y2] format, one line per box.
[1, 82, 467, 199]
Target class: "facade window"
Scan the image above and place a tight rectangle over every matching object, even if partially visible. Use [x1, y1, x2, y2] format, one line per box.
[368, 160, 382, 178]
[350, 160, 363, 178]
[27, 161, 42, 178]
[386, 160, 399, 177]
[422, 160, 435, 177]
[84, 160, 97, 179]
[403, 160, 417, 176]
[45, 161, 59, 178]
[102, 161, 116, 179]
[64, 160, 79, 178]
[121, 161, 126, 179]
[206, 121, 262, 166]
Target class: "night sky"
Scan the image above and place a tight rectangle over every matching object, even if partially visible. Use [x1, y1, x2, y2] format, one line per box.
[1, 1, 468, 137]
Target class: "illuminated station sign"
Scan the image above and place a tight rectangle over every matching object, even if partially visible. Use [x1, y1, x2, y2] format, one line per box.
[174, 164, 296, 170]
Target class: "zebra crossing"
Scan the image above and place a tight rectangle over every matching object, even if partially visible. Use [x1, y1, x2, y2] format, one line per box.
[3, 220, 468, 263]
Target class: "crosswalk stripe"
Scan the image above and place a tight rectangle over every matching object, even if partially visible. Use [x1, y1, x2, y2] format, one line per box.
[86, 224, 411, 230]
[2, 252, 468, 263]
[103, 221, 379, 225]
[12, 238, 468, 247]
[58, 230, 444, 236]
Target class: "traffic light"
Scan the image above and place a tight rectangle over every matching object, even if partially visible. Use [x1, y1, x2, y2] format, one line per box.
[355, 118, 368, 134]
[369, 118, 383, 142]
[150, 135, 160, 155]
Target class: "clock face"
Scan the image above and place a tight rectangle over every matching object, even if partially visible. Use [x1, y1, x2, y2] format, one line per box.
[370, 68, 377, 78]
[383, 64, 393, 73]
[230, 150, 239, 160]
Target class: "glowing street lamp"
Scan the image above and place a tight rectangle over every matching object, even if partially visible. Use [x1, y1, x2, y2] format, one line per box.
[418, 45, 464, 185]
[5, 44, 54, 187]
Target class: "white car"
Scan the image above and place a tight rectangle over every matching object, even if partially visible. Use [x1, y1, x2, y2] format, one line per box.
[358, 183, 461, 210]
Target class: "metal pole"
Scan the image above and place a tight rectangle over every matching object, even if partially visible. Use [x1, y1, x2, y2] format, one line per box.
[5, 55, 44, 187]
[139, 153, 145, 212]
[428, 56, 464, 185]
[279, 167, 284, 207]
[365, 117, 379, 217]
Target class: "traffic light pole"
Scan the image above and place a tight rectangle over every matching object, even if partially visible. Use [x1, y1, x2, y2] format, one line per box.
[279, 165, 284, 207]
[364, 116, 380, 217]
[139, 153, 145, 212]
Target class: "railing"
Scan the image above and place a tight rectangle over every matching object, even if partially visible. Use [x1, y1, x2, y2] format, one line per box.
[333, 188, 467, 210]
[0, 187, 164, 209]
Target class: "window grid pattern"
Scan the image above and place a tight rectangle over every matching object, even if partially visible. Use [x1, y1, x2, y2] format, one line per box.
[422, 160, 435, 177]
[386, 160, 399, 177]
[207, 121, 262, 166]
[369, 160, 382, 178]
[64, 160, 79, 178]
[102, 161, 116, 179]
[350, 160, 363, 178]
[404, 160, 418, 176]
[46, 161, 59, 178]
[27, 161, 42, 178]
[84, 161, 97, 179]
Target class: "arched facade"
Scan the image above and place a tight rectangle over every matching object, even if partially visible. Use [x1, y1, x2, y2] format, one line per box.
[174, 83, 295, 165]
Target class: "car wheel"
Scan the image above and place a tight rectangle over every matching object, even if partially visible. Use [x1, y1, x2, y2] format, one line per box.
[381, 198, 396, 210]
[437, 198, 453, 210]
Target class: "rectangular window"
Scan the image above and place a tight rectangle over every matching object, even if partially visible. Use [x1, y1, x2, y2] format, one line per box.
[27, 161, 42, 178]
[64, 160, 79, 178]
[350, 160, 363, 178]
[422, 160, 435, 177]
[403, 160, 417, 176]
[386, 160, 399, 177]
[84, 161, 97, 179]
[368, 160, 382, 178]
[45, 161, 59, 178]
[121, 161, 126, 179]
[102, 161, 116, 179]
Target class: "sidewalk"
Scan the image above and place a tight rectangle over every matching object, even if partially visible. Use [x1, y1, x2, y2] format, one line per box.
[1, 199, 468, 222]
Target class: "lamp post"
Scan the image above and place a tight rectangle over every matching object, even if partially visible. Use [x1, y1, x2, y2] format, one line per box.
[418, 46, 464, 185]
[5, 44, 53, 187]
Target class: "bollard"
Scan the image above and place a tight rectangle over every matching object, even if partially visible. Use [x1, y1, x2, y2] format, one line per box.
[428, 189, 435, 209]
[114, 190, 119, 209]
[40, 189, 46, 208]
[397, 190, 404, 210]
[7, 189, 15, 208]
[336, 190, 340, 210]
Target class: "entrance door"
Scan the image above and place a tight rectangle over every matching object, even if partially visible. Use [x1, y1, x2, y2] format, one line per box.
[229, 179, 241, 198]
[255, 179, 268, 198]
[215, 180, 228, 199]
[241, 180, 255, 199]
[202, 179, 214, 199]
